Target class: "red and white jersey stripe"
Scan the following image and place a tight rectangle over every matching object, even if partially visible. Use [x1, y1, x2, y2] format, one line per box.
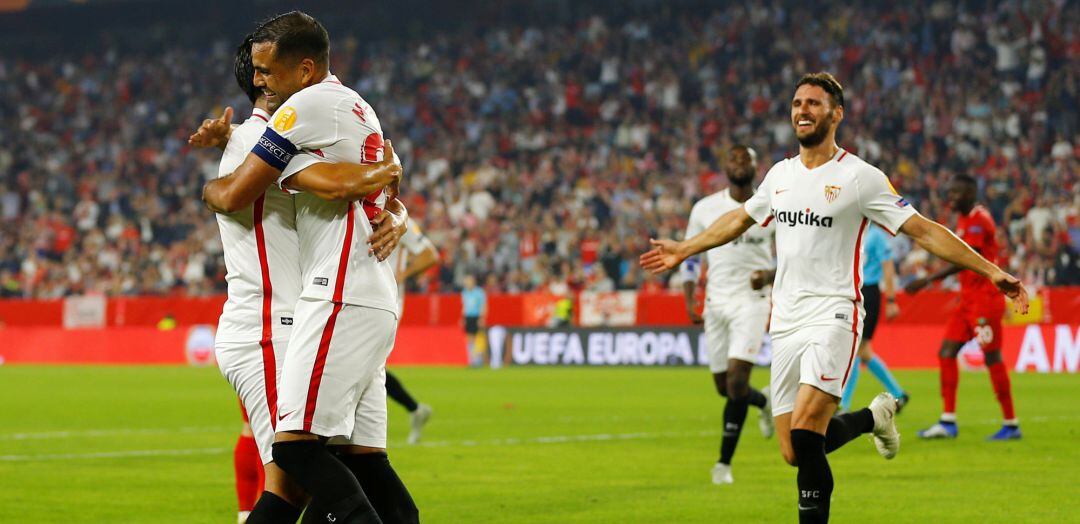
[268, 76, 398, 316]
[743, 149, 917, 334]
[215, 108, 302, 344]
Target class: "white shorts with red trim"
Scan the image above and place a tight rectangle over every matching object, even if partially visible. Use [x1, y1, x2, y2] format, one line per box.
[328, 365, 388, 448]
[769, 323, 862, 416]
[216, 338, 286, 464]
[703, 296, 771, 372]
[276, 298, 397, 439]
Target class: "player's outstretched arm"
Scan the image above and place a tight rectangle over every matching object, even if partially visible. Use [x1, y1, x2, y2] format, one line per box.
[900, 214, 1028, 312]
[188, 106, 234, 150]
[202, 152, 281, 214]
[640, 207, 755, 273]
[285, 140, 403, 202]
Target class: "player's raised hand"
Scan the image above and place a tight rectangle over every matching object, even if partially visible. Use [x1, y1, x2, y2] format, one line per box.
[188, 106, 234, 149]
[991, 270, 1029, 314]
[639, 238, 685, 274]
[368, 207, 407, 261]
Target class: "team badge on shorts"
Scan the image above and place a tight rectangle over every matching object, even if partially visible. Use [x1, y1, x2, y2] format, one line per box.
[824, 185, 842, 203]
[274, 106, 297, 132]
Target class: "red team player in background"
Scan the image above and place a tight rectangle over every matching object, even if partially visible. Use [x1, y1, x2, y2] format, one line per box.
[907, 174, 1020, 440]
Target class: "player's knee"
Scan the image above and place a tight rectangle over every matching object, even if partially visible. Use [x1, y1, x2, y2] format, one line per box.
[939, 343, 960, 359]
[271, 439, 321, 473]
[726, 377, 750, 400]
[983, 350, 1003, 366]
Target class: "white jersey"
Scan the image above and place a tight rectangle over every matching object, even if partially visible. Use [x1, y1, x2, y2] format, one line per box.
[385, 217, 436, 315]
[253, 75, 398, 316]
[743, 149, 918, 334]
[683, 188, 774, 304]
[215, 108, 301, 344]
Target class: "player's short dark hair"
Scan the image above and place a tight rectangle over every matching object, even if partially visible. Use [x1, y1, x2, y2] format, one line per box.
[796, 72, 844, 109]
[233, 33, 258, 104]
[251, 11, 330, 67]
[953, 174, 978, 188]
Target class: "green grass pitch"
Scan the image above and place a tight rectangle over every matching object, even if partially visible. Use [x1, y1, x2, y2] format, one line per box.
[1, 365, 1078, 523]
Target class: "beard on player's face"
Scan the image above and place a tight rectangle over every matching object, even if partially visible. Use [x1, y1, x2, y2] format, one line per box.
[727, 167, 755, 186]
[794, 112, 833, 147]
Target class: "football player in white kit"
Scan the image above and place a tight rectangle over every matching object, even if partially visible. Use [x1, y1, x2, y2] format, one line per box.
[642, 72, 1029, 523]
[195, 33, 407, 524]
[202, 12, 418, 524]
[680, 145, 775, 485]
[384, 218, 439, 444]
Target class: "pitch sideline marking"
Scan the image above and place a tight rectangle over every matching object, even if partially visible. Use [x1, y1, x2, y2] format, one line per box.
[2, 414, 1077, 460]
[0, 447, 229, 462]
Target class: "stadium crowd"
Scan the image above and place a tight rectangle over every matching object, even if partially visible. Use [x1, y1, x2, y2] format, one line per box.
[0, 0, 1077, 299]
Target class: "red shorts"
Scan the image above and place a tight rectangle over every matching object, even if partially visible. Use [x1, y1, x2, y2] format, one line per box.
[943, 297, 1004, 352]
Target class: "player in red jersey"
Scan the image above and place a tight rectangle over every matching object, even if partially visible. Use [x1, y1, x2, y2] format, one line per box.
[906, 174, 1020, 440]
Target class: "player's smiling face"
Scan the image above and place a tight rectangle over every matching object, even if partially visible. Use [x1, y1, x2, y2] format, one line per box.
[791, 84, 842, 147]
[251, 42, 305, 110]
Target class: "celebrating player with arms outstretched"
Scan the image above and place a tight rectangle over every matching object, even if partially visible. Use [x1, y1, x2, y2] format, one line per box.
[203, 12, 418, 524]
[681, 144, 775, 485]
[642, 72, 1028, 523]
[907, 174, 1020, 441]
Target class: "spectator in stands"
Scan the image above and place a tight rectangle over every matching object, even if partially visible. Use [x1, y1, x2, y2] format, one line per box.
[0, 1, 1076, 297]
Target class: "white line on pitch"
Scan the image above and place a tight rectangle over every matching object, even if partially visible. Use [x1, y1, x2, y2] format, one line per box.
[0, 447, 229, 462]
[0, 425, 234, 441]
[415, 429, 722, 448]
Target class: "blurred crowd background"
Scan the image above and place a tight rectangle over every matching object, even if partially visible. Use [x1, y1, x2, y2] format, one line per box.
[0, 0, 1077, 299]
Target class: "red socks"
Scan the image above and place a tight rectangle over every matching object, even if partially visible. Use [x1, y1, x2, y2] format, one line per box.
[234, 434, 263, 512]
[987, 361, 1016, 421]
[939, 356, 959, 415]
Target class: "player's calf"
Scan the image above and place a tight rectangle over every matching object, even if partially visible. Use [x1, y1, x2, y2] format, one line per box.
[333, 449, 419, 524]
[791, 429, 832, 523]
[271, 438, 381, 524]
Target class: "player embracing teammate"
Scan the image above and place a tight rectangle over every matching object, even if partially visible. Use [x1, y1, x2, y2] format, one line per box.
[197, 11, 420, 524]
[642, 72, 1028, 523]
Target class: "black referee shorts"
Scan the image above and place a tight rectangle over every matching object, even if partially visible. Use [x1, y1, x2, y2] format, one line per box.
[464, 316, 480, 335]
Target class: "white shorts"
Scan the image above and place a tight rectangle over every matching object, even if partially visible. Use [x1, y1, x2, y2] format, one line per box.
[769, 324, 862, 417]
[703, 298, 770, 373]
[277, 298, 397, 439]
[216, 338, 286, 464]
[328, 365, 388, 448]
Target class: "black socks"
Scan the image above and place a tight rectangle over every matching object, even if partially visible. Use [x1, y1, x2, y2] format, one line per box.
[272, 440, 381, 524]
[791, 429, 832, 523]
[385, 373, 419, 412]
[719, 397, 749, 465]
[336, 452, 419, 524]
[746, 388, 767, 409]
[247, 491, 302, 524]
[824, 408, 875, 454]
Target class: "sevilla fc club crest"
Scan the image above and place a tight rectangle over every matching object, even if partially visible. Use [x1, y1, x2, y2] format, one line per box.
[824, 185, 842, 203]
